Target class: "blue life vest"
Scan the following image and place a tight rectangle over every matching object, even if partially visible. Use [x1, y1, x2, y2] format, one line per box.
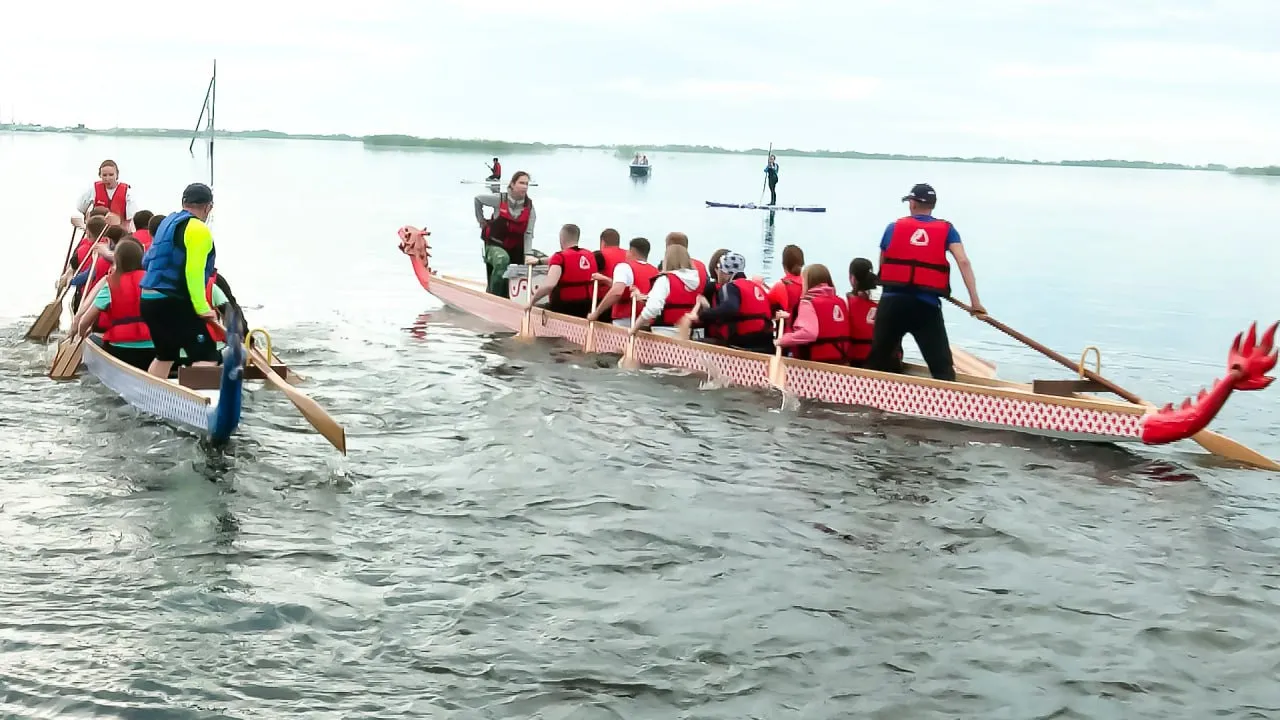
[141, 210, 215, 296]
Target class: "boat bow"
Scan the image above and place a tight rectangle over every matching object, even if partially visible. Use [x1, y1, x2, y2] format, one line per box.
[1140, 322, 1277, 445]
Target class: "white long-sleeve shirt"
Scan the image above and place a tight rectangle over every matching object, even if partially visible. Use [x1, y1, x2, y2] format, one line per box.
[638, 268, 701, 324]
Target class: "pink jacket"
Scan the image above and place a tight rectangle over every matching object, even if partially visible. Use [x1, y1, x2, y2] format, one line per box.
[775, 284, 838, 347]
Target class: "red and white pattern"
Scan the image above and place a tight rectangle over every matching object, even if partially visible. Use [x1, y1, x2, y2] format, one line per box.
[407, 252, 1146, 444]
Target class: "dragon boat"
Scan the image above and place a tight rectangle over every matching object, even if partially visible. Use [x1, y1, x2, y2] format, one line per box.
[396, 225, 1278, 470]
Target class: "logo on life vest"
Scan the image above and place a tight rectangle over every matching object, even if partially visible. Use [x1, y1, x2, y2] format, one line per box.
[754, 286, 765, 301]
[832, 305, 845, 322]
[866, 307, 877, 324]
[909, 229, 930, 246]
[578, 255, 591, 270]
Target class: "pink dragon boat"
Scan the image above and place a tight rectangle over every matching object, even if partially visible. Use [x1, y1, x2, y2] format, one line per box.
[397, 226, 1279, 471]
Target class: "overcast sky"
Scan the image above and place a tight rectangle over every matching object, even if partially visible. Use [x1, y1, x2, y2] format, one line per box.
[2, 0, 1277, 166]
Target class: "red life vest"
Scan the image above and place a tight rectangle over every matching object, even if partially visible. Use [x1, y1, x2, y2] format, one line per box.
[74, 237, 112, 282]
[691, 259, 709, 295]
[655, 272, 701, 326]
[722, 278, 772, 337]
[93, 181, 129, 218]
[102, 270, 151, 344]
[133, 228, 153, 250]
[880, 216, 952, 295]
[613, 260, 658, 321]
[481, 193, 531, 256]
[773, 275, 804, 331]
[203, 274, 227, 343]
[492, 161, 502, 177]
[847, 293, 878, 363]
[551, 246, 597, 304]
[794, 289, 852, 363]
[594, 245, 628, 301]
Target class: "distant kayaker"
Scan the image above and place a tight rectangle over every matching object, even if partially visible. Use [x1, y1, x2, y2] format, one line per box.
[866, 183, 986, 381]
[764, 154, 779, 205]
[72, 159, 136, 232]
[475, 171, 538, 295]
[486, 157, 502, 181]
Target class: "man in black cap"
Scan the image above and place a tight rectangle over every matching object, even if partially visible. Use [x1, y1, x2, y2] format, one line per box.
[867, 183, 986, 381]
[139, 182, 223, 378]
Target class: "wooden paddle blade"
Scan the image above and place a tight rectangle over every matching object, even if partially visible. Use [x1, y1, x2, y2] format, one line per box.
[951, 345, 997, 379]
[1188, 429, 1280, 471]
[768, 354, 786, 390]
[248, 348, 347, 454]
[48, 336, 85, 380]
[583, 322, 597, 354]
[25, 300, 63, 341]
[517, 310, 535, 341]
[619, 336, 640, 370]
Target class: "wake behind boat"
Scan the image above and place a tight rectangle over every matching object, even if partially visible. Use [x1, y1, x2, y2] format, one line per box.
[706, 200, 826, 213]
[397, 225, 1279, 471]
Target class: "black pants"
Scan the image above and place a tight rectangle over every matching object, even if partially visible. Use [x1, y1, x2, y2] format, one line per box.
[105, 342, 155, 371]
[866, 293, 955, 381]
[140, 294, 221, 364]
[767, 177, 778, 205]
[549, 298, 592, 319]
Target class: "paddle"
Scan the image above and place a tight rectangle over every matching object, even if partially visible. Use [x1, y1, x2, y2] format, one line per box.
[48, 229, 112, 380]
[946, 296, 1280, 470]
[517, 263, 534, 341]
[767, 317, 786, 389]
[620, 298, 640, 370]
[583, 282, 599, 353]
[759, 142, 772, 205]
[26, 226, 83, 341]
[247, 344, 347, 455]
[951, 344, 998, 379]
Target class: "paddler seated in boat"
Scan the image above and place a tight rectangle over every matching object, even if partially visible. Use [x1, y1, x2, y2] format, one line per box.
[66, 222, 123, 312]
[72, 238, 155, 371]
[867, 183, 986, 381]
[139, 182, 225, 379]
[58, 214, 108, 292]
[774, 263, 852, 364]
[677, 252, 774, 353]
[525, 224, 598, 318]
[766, 243, 805, 328]
[659, 232, 709, 292]
[592, 228, 627, 302]
[846, 257, 896, 368]
[587, 236, 658, 327]
[486, 157, 502, 181]
[475, 170, 537, 296]
[630, 244, 703, 338]
[71, 159, 135, 232]
[131, 210, 155, 249]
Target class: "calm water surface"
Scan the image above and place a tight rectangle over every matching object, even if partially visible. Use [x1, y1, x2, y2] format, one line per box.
[1, 132, 1279, 718]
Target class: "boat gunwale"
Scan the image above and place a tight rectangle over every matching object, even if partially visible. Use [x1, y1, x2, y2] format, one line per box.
[424, 267, 1149, 418]
[81, 338, 213, 406]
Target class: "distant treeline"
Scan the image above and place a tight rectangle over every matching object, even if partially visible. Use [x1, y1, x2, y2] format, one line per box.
[0, 122, 1274, 175]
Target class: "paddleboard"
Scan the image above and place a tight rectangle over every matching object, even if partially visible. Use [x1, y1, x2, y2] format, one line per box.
[460, 179, 539, 186]
[705, 201, 825, 213]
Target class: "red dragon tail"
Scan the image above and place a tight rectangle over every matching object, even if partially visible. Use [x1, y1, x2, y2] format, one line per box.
[1140, 321, 1278, 445]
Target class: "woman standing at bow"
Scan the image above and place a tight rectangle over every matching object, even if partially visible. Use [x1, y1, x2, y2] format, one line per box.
[474, 170, 538, 296]
[72, 159, 136, 232]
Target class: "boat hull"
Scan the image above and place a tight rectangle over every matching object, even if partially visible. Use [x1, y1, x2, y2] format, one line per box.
[629, 164, 652, 177]
[407, 253, 1148, 445]
[81, 337, 244, 444]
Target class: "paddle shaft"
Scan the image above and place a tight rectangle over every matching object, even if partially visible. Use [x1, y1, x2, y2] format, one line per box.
[947, 296, 1142, 405]
[59, 227, 80, 278]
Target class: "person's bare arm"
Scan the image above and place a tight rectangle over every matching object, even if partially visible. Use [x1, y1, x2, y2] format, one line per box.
[948, 243, 985, 315]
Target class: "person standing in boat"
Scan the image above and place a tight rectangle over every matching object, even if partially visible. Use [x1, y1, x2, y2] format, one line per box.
[72, 159, 136, 232]
[867, 183, 986, 381]
[524, 224, 598, 318]
[139, 182, 224, 379]
[486, 157, 502, 182]
[475, 171, 537, 296]
[764, 154, 779, 206]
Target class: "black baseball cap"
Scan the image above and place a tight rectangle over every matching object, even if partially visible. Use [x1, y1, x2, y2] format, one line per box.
[182, 182, 213, 205]
[901, 183, 937, 203]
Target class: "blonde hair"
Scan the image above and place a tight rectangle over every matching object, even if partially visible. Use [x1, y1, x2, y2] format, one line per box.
[801, 263, 834, 293]
[663, 244, 693, 272]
